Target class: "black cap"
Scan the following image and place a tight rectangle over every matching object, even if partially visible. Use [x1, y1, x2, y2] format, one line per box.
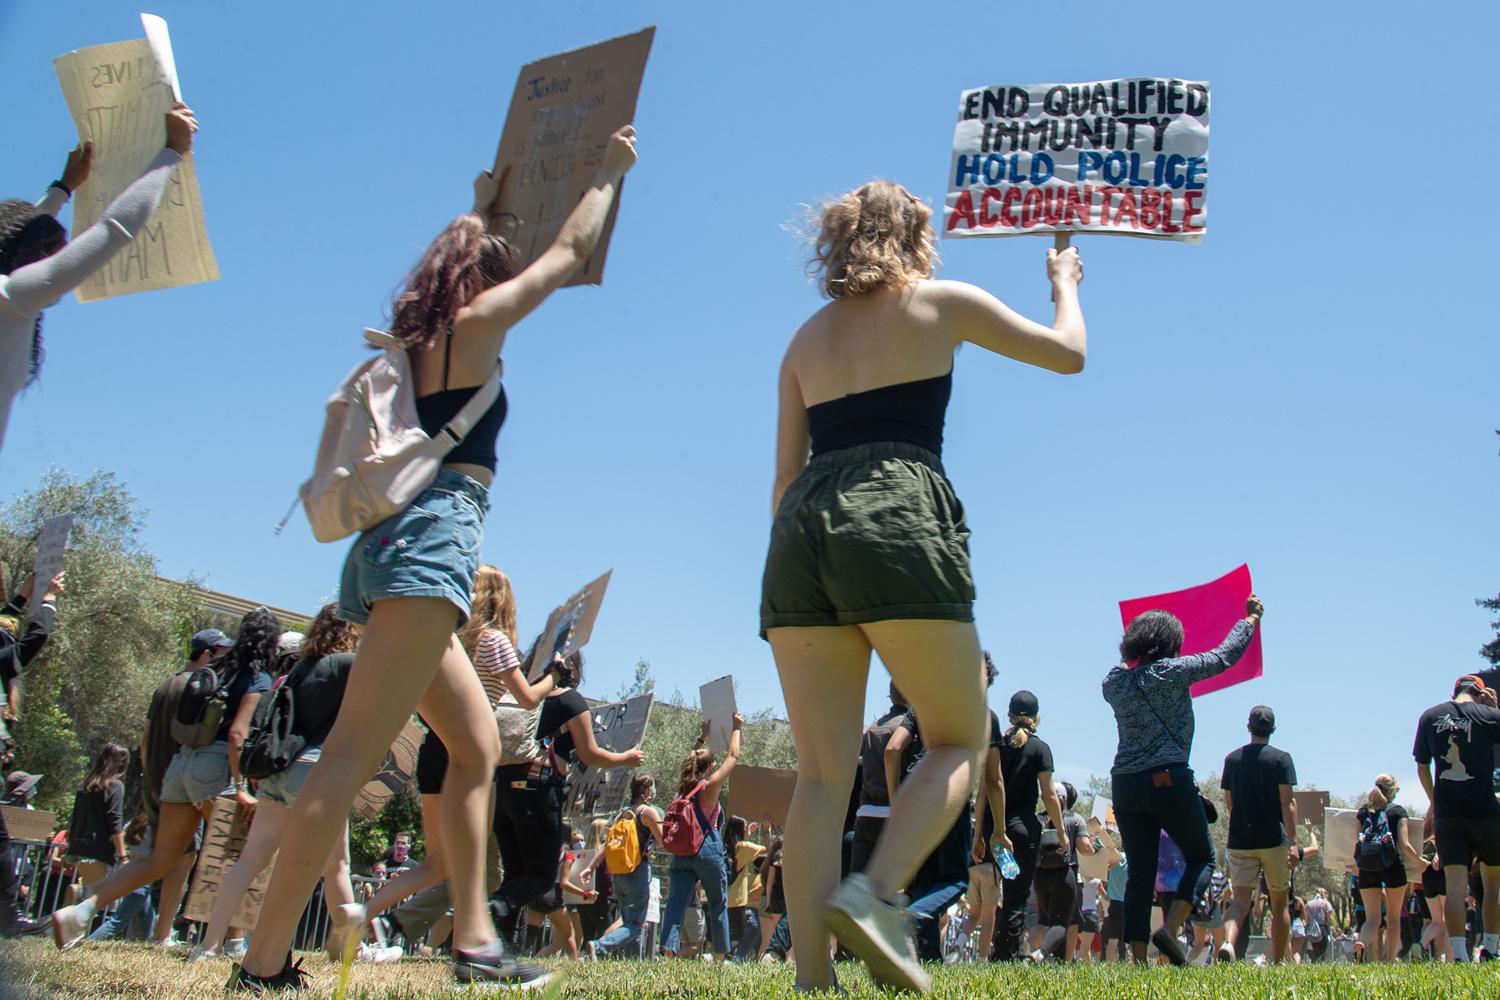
[1247, 705, 1276, 736]
[1008, 690, 1039, 717]
[190, 628, 233, 658]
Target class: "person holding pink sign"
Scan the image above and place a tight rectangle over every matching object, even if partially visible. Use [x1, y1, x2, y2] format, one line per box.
[1101, 594, 1263, 965]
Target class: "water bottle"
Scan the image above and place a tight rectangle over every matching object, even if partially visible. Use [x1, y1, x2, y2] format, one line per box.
[997, 848, 1020, 880]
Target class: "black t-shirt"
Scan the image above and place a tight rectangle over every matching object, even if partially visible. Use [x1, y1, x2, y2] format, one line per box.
[896, 711, 926, 779]
[979, 710, 1003, 844]
[1413, 700, 1500, 818]
[287, 653, 355, 747]
[539, 689, 590, 762]
[66, 780, 124, 861]
[1356, 803, 1408, 855]
[1000, 732, 1054, 820]
[216, 667, 272, 742]
[858, 706, 908, 807]
[1221, 742, 1298, 850]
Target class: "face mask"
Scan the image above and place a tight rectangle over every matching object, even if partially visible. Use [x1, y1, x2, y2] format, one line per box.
[393, 845, 409, 861]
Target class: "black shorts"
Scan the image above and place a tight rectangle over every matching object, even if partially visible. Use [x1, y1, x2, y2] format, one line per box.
[1435, 814, 1500, 870]
[1034, 866, 1079, 927]
[1422, 864, 1446, 899]
[1100, 904, 1124, 943]
[415, 728, 447, 796]
[1078, 910, 1100, 934]
[1356, 863, 1408, 890]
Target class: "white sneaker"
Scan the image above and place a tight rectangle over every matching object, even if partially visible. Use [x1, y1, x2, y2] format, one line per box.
[823, 874, 929, 994]
[222, 937, 247, 959]
[188, 943, 221, 963]
[325, 902, 368, 963]
[50, 899, 95, 951]
[153, 932, 184, 949]
[356, 942, 403, 964]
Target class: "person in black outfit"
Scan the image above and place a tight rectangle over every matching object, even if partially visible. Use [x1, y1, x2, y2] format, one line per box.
[1033, 781, 1094, 960]
[850, 684, 909, 876]
[1219, 705, 1299, 964]
[488, 652, 643, 941]
[66, 742, 130, 887]
[967, 653, 1010, 960]
[992, 690, 1066, 961]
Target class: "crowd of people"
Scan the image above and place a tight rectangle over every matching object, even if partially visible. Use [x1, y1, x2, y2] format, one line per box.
[0, 53, 1496, 998]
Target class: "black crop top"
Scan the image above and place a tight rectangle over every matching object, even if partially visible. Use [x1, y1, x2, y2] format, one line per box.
[415, 330, 507, 473]
[806, 369, 952, 458]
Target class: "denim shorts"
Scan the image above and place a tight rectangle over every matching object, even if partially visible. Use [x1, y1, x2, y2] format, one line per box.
[159, 742, 233, 805]
[256, 747, 321, 807]
[338, 469, 489, 627]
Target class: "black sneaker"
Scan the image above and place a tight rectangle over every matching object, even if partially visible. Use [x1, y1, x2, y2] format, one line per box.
[226, 954, 312, 993]
[453, 939, 553, 990]
[1152, 927, 1187, 966]
[1479, 948, 1498, 963]
[0, 913, 46, 938]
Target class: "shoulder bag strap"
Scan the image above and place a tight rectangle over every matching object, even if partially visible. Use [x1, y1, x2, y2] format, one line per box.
[433, 364, 502, 452]
[1132, 667, 1190, 761]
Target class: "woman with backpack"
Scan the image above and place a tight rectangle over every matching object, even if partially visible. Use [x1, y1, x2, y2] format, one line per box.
[489, 650, 644, 944]
[190, 605, 398, 965]
[51, 608, 279, 950]
[231, 125, 637, 994]
[1355, 773, 1421, 962]
[65, 743, 129, 888]
[658, 714, 744, 961]
[595, 774, 666, 958]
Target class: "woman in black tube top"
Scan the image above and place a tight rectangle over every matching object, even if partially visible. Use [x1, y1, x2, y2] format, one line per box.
[761, 180, 1087, 994]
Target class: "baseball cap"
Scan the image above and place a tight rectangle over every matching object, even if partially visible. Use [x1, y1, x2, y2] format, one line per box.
[1247, 705, 1276, 735]
[190, 628, 233, 658]
[1455, 674, 1488, 697]
[1008, 690, 1040, 717]
[277, 631, 305, 657]
[5, 771, 41, 801]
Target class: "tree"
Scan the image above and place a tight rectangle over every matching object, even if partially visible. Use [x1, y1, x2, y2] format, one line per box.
[615, 658, 654, 700]
[1, 469, 203, 817]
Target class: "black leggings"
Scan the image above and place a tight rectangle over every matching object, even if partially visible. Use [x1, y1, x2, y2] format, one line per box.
[1111, 765, 1214, 945]
[489, 775, 566, 940]
[993, 814, 1041, 960]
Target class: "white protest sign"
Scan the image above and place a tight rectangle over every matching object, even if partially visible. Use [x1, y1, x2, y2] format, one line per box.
[53, 37, 218, 301]
[140, 14, 181, 101]
[645, 876, 661, 924]
[1090, 795, 1116, 829]
[1324, 808, 1359, 871]
[945, 78, 1209, 243]
[30, 515, 73, 604]
[562, 848, 598, 905]
[183, 797, 274, 927]
[699, 675, 737, 755]
[564, 694, 653, 818]
[524, 571, 612, 682]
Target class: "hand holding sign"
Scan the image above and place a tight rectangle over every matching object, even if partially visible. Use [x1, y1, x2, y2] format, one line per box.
[61, 142, 94, 191]
[699, 676, 738, 755]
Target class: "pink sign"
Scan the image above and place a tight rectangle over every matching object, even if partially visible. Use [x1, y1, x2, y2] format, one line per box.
[1118, 564, 1261, 698]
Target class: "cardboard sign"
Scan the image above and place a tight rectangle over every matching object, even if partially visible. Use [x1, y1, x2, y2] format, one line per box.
[699, 675, 737, 755]
[140, 14, 181, 101]
[564, 694, 653, 818]
[1090, 795, 1116, 830]
[478, 28, 654, 286]
[53, 37, 218, 301]
[561, 848, 598, 905]
[182, 798, 274, 927]
[1078, 841, 1114, 882]
[1118, 564, 1261, 698]
[0, 806, 55, 844]
[524, 571, 613, 682]
[1293, 790, 1330, 827]
[30, 515, 73, 605]
[726, 766, 797, 829]
[944, 78, 1209, 242]
[352, 720, 423, 821]
[1324, 808, 1359, 871]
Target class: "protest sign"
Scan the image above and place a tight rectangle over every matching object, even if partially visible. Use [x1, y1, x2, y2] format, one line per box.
[183, 798, 273, 927]
[699, 675, 737, 755]
[561, 848, 599, 905]
[140, 14, 181, 101]
[1324, 808, 1359, 871]
[30, 515, 73, 604]
[353, 720, 423, 821]
[564, 694, 653, 818]
[1293, 790, 1330, 827]
[645, 876, 660, 925]
[53, 37, 218, 301]
[944, 78, 1209, 242]
[726, 766, 797, 829]
[476, 28, 654, 286]
[1119, 564, 1262, 698]
[1090, 796, 1116, 830]
[0, 806, 54, 845]
[524, 571, 613, 681]
[1079, 842, 1115, 882]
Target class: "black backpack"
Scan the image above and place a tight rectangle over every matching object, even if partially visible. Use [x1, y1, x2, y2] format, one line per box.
[1037, 818, 1070, 871]
[171, 662, 242, 749]
[239, 678, 305, 780]
[1356, 808, 1401, 872]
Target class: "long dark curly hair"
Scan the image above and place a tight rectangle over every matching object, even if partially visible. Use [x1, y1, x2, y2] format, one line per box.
[0, 199, 67, 385]
[220, 607, 284, 678]
[389, 214, 515, 350]
[1119, 609, 1184, 665]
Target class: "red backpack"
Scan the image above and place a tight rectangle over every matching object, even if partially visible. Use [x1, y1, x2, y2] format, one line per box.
[662, 781, 717, 857]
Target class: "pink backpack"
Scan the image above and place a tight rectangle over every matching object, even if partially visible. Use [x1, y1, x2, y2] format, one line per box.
[292, 329, 500, 543]
[661, 781, 719, 857]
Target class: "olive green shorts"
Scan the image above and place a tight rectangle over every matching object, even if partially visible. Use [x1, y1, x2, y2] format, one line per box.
[760, 442, 976, 636]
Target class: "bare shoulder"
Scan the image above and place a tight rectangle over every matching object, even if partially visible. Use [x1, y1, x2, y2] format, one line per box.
[920, 278, 1000, 310]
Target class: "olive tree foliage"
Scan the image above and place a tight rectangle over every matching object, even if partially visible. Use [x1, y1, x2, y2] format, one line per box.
[2, 469, 204, 816]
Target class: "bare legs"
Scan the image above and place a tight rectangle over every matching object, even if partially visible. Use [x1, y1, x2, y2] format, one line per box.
[768, 619, 986, 990]
[202, 801, 290, 950]
[75, 801, 201, 912]
[239, 598, 499, 977]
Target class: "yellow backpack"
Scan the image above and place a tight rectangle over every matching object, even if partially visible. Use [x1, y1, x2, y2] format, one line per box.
[605, 809, 642, 874]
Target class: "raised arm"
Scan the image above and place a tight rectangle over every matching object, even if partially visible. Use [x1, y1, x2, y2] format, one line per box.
[567, 708, 645, 770]
[455, 126, 638, 354]
[35, 142, 94, 217]
[702, 714, 744, 802]
[772, 354, 811, 515]
[931, 246, 1085, 374]
[1150, 596, 1263, 687]
[3, 108, 195, 316]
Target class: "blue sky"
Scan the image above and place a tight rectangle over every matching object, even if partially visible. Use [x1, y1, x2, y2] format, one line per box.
[2, 1, 1496, 809]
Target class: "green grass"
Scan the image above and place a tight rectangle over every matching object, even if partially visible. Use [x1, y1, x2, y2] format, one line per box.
[2, 940, 1496, 998]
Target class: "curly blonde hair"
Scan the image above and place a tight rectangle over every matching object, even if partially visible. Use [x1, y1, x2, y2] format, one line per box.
[809, 181, 937, 299]
[302, 603, 360, 661]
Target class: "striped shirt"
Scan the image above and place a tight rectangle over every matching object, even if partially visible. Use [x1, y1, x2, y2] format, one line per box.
[473, 629, 521, 710]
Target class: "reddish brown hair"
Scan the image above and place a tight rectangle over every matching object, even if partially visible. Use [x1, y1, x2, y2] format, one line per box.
[390, 214, 516, 349]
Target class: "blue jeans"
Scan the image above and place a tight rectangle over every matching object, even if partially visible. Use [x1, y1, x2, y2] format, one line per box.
[907, 878, 968, 962]
[768, 913, 791, 957]
[659, 838, 730, 957]
[596, 863, 652, 957]
[730, 905, 761, 962]
[88, 885, 154, 941]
